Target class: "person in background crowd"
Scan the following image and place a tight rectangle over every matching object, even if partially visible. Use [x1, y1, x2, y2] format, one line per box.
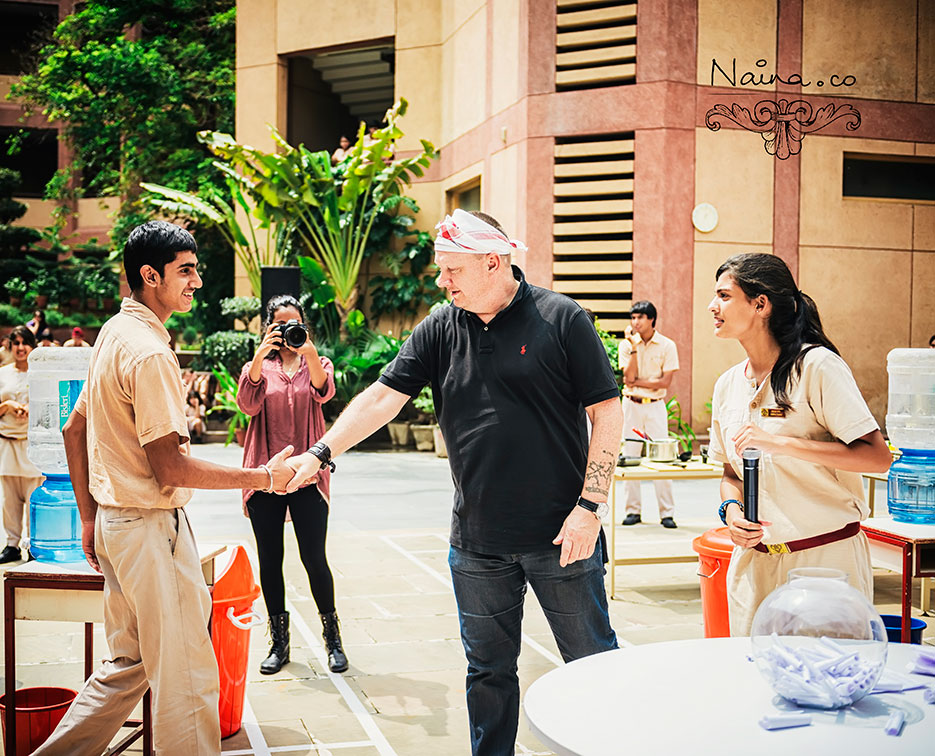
[281, 209, 621, 756]
[26, 309, 46, 336]
[38, 329, 58, 347]
[63, 326, 92, 348]
[35, 221, 295, 756]
[0, 326, 43, 564]
[237, 294, 346, 674]
[708, 252, 892, 636]
[331, 135, 351, 164]
[185, 389, 207, 443]
[618, 300, 681, 528]
[0, 335, 13, 367]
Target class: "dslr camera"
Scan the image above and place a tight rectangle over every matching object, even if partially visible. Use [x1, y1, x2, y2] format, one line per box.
[274, 319, 309, 349]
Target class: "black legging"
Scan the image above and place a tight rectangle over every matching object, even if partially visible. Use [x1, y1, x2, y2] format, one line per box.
[246, 486, 335, 616]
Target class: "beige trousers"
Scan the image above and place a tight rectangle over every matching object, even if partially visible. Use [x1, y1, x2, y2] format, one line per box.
[622, 399, 675, 518]
[34, 505, 221, 756]
[726, 531, 874, 637]
[1, 474, 43, 548]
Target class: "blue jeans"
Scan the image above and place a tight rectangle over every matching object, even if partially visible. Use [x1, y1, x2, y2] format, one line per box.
[448, 544, 617, 756]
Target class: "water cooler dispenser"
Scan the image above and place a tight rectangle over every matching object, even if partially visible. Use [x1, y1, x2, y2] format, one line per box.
[885, 349, 935, 523]
[26, 347, 91, 563]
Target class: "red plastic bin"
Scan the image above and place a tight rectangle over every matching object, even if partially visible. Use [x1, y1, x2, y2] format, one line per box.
[692, 527, 735, 638]
[212, 545, 263, 739]
[0, 686, 76, 755]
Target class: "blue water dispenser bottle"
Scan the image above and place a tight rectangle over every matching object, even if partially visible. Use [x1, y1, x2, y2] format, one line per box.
[885, 349, 935, 524]
[26, 347, 91, 563]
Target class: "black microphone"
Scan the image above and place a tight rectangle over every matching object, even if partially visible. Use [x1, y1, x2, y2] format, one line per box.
[742, 448, 761, 523]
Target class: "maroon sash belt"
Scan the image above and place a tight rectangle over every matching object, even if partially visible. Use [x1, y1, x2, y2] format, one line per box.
[752, 521, 861, 555]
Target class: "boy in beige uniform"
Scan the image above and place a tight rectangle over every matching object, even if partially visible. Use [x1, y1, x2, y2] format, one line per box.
[36, 222, 294, 756]
[619, 300, 680, 527]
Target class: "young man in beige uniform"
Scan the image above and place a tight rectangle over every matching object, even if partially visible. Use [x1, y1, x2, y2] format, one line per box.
[618, 300, 680, 527]
[36, 222, 294, 756]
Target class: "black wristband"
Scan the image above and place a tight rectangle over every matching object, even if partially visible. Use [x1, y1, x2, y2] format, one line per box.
[576, 497, 600, 512]
[308, 441, 336, 473]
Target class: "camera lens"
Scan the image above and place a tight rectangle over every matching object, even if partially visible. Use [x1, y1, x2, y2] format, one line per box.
[283, 322, 307, 348]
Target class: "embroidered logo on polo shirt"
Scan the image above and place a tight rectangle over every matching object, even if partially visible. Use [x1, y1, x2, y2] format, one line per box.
[520, 344, 526, 355]
[761, 407, 785, 418]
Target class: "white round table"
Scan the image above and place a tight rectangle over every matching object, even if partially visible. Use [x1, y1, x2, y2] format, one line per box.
[523, 637, 934, 755]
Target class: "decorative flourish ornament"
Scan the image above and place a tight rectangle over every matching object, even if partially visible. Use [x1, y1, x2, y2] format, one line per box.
[704, 99, 861, 159]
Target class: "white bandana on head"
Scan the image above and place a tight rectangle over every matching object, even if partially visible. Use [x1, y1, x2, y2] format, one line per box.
[434, 209, 527, 255]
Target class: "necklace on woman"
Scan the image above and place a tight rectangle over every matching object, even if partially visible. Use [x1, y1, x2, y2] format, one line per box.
[281, 354, 300, 379]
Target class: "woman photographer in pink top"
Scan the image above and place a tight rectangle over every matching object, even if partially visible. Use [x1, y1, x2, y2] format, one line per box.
[237, 295, 347, 674]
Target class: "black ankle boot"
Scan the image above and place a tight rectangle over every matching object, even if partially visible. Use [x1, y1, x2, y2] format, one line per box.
[260, 612, 290, 675]
[320, 611, 348, 673]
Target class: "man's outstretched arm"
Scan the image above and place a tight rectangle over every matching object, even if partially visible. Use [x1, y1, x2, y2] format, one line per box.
[284, 381, 411, 493]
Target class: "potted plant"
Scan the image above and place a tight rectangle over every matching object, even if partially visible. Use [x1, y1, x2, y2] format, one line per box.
[208, 364, 250, 446]
[4, 277, 26, 307]
[411, 386, 446, 456]
[31, 268, 58, 309]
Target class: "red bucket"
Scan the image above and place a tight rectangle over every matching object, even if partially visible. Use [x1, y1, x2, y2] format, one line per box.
[0, 686, 76, 755]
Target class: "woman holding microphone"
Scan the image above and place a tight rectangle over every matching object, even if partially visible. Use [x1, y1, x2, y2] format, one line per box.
[707, 253, 891, 635]
[237, 295, 348, 674]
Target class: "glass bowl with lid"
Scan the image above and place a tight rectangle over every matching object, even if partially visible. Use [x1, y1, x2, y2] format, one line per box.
[750, 567, 888, 709]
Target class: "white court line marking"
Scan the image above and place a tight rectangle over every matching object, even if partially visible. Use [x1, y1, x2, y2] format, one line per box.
[238, 692, 271, 756]
[233, 541, 391, 756]
[225, 741, 373, 755]
[286, 601, 395, 756]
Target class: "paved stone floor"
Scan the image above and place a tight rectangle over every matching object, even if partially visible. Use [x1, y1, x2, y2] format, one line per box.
[1, 445, 931, 755]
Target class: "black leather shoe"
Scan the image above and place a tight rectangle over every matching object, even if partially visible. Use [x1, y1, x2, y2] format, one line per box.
[0, 546, 22, 564]
[622, 514, 641, 526]
[660, 517, 678, 529]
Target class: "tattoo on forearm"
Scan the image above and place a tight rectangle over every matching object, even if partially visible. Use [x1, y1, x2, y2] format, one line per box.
[585, 454, 615, 495]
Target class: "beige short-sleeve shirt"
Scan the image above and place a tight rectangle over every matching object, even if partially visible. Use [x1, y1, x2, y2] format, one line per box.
[620, 330, 679, 400]
[75, 298, 191, 509]
[708, 347, 878, 543]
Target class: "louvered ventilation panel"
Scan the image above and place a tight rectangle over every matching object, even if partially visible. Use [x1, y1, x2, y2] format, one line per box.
[552, 134, 633, 334]
[556, 0, 637, 90]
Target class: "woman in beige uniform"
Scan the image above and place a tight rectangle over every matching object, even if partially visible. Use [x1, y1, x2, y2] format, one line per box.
[707, 253, 892, 635]
[0, 326, 43, 563]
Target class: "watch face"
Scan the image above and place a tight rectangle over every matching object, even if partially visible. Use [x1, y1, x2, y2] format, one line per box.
[596, 501, 609, 520]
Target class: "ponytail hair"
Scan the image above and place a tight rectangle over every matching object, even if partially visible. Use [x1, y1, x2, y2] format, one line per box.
[715, 253, 838, 411]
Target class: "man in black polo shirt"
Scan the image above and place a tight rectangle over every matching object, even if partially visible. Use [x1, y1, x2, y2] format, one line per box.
[284, 209, 621, 755]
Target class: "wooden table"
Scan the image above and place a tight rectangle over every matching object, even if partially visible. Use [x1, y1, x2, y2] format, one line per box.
[524, 637, 935, 755]
[3, 545, 225, 755]
[607, 459, 723, 598]
[861, 518, 935, 643]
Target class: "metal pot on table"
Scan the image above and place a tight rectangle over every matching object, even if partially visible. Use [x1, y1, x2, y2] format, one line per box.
[626, 436, 680, 463]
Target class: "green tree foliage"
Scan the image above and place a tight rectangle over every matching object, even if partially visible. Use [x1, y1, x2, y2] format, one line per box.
[0, 169, 41, 278]
[9, 0, 235, 246]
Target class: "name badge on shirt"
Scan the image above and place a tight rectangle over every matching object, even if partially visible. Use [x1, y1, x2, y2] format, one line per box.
[760, 407, 785, 418]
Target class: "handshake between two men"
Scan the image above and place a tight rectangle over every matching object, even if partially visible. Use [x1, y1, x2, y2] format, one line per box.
[262, 446, 324, 495]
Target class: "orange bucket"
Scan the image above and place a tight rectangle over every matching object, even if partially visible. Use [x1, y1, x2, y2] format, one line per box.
[692, 527, 735, 638]
[211, 545, 262, 739]
[0, 686, 76, 755]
